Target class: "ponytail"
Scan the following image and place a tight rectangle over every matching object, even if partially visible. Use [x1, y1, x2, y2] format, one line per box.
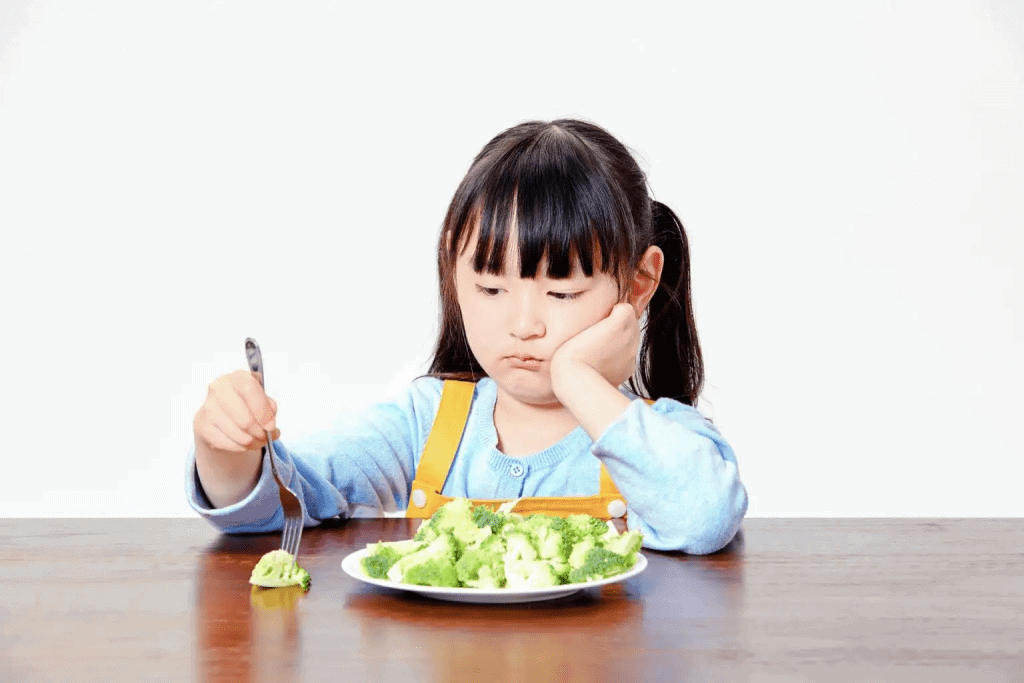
[628, 200, 704, 406]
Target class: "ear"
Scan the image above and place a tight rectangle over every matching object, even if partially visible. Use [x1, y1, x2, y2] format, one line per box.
[629, 246, 664, 316]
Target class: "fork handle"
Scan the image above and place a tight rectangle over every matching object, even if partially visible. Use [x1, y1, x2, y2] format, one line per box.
[245, 338, 266, 388]
[244, 337, 289, 488]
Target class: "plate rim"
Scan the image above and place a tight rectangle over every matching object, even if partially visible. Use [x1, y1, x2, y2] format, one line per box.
[341, 547, 647, 602]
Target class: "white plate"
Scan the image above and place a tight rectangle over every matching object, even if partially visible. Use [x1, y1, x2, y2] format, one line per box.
[341, 548, 647, 604]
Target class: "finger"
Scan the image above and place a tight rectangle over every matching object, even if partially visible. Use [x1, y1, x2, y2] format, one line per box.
[206, 400, 266, 450]
[220, 373, 278, 440]
[619, 296, 645, 319]
[611, 302, 638, 322]
[205, 421, 252, 453]
[195, 402, 254, 452]
[236, 374, 277, 432]
[195, 412, 237, 452]
[211, 385, 267, 442]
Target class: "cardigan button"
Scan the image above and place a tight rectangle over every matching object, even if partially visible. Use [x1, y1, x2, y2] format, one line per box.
[607, 499, 626, 518]
[412, 489, 427, 508]
[509, 464, 525, 477]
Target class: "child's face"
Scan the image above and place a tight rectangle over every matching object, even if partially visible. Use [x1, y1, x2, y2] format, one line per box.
[454, 228, 623, 407]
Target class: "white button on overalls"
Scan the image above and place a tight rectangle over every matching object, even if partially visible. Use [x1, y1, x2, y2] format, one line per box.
[411, 488, 428, 509]
[607, 499, 627, 518]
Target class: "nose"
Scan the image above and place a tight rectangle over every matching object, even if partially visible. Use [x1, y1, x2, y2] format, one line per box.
[509, 294, 545, 340]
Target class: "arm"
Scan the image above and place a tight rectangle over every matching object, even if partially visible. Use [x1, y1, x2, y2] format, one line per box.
[593, 399, 747, 554]
[549, 362, 631, 441]
[549, 302, 746, 554]
[185, 377, 444, 533]
[548, 303, 638, 440]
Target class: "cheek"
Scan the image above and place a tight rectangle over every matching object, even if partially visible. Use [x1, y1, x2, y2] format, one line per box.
[456, 294, 497, 353]
[559, 291, 619, 338]
[550, 302, 606, 341]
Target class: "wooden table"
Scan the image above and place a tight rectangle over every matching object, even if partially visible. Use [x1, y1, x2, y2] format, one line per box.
[1, 518, 1021, 681]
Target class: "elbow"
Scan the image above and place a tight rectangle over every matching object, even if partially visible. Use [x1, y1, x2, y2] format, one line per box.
[683, 480, 748, 555]
[639, 468, 748, 555]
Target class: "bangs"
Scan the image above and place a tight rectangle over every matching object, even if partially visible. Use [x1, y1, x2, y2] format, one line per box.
[447, 127, 634, 280]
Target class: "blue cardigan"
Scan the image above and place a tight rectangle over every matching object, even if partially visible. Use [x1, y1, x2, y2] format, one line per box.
[185, 376, 748, 554]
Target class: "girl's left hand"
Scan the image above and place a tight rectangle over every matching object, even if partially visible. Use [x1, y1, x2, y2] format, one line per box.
[550, 302, 640, 396]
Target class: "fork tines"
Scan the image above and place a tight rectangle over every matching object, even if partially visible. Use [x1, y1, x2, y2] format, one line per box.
[281, 514, 302, 561]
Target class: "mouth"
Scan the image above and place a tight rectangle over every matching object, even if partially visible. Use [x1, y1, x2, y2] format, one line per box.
[507, 354, 543, 370]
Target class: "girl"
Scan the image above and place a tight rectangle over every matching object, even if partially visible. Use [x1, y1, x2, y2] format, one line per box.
[189, 119, 747, 554]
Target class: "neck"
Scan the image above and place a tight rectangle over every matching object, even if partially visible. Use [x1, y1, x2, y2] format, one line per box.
[491, 388, 579, 457]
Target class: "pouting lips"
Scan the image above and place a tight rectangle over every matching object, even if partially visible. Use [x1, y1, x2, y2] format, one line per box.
[507, 354, 543, 369]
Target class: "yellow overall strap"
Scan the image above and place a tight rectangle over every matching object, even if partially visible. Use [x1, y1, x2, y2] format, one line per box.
[410, 379, 476, 496]
[405, 380, 631, 520]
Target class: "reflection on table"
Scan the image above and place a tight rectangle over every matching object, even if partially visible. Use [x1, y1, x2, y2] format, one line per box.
[193, 517, 744, 682]
[2, 518, 1021, 681]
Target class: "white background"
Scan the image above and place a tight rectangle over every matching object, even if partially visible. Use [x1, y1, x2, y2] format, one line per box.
[1, 1, 1021, 517]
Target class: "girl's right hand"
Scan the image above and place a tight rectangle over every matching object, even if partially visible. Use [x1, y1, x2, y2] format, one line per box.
[193, 369, 280, 454]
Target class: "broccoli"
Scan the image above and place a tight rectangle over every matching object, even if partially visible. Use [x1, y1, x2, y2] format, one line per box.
[361, 539, 426, 579]
[386, 533, 458, 586]
[567, 547, 635, 584]
[250, 550, 311, 591]
[534, 524, 568, 560]
[522, 513, 557, 532]
[567, 537, 596, 570]
[361, 545, 401, 579]
[455, 548, 488, 584]
[403, 559, 460, 587]
[413, 520, 438, 543]
[468, 564, 503, 589]
[456, 536, 507, 587]
[426, 498, 475, 533]
[502, 531, 538, 562]
[362, 498, 643, 589]
[472, 505, 509, 534]
[600, 528, 643, 557]
[548, 556, 571, 583]
[567, 513, 611, 539]
[415, 498, 492, 553]
[548, 515, 611, 562]
[540, 517, 583, 559]
[504, 559, 560, 589]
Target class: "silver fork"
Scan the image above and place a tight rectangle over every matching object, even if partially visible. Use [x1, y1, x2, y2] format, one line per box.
[245, 338, 305, 563]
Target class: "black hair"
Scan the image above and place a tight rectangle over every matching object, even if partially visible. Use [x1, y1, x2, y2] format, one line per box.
[428, 119, 703, 405]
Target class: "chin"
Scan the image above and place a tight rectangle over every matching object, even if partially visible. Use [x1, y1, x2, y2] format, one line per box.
[490, 371, 560, 406]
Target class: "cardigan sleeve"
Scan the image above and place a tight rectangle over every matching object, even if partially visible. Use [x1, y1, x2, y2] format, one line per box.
[591, 398, 748, 554]
[184, 377, 444, 534]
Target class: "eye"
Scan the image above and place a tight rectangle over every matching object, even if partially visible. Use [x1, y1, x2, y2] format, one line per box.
[548, 291, 582, 301]
[476, 285, 502, 297]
